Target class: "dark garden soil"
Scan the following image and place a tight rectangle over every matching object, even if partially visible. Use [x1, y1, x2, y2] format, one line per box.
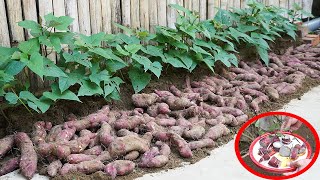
[0, 38, 319, 180]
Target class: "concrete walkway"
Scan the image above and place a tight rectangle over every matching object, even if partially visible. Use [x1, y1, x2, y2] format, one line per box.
[1, 86, 320, 180]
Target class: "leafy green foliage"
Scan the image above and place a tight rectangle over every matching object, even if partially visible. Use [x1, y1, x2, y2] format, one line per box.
[0, 1, 303, 113]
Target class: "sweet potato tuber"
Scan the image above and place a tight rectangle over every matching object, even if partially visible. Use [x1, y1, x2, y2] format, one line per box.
[46, 125, 63, 142]
[170, 85, 182, 97]
[60, 160, 105, 175]
[232, 114, 249, 126]
[156, 141, 171, 156]
[264, 87, 279, 100]
[155, 116, 176, 126]
[240, 88, 268, 99]
[98, 122, 114, 147]
[132, 93, 159, 107]
[188, 139, 215, 150]
[217, 107, 244, 116]
[31, 121, 47, 145]
[83, 145, 103, 155]
[176, 118, 192, 129]
[170, 133, 193, 158]
[168, 126, 186, 136]
[139, 145, 170, 168]
[147, 103, 171, 117]
[145, 122, 170, 141]
[124, 151, 140, 160]
[55, 128, 76, 142]
[108, 135, 150, 157]
[0, 157, 20, 176]
[64, 105, 109, 131]
[204, 124, 230, 140]
[250, 96, 268, 112]
[116, 129, 138, 137]
[105, 160, 135, 178]
[15, 132, 38, 179]
[183, 125, 205, 140]
[96, 151, 112, 162]
[0, 135, 14, 158]
[47, 160, 62, 177]
[163, 96, 195, 110]
[154, 90, 174, 97]
[138, 147, 159, 167]
[236, 73, 262, 82]
[170, 106, 199, 119]
[67, 154, 97, 164]
[79, 130, 96, 143]
[114, 115, 147, 130]
[202, 93, 225, 107]
[38, 136, 91, 159]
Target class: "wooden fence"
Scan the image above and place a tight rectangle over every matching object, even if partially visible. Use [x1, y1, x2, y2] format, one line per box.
[0, 0, 308, 47]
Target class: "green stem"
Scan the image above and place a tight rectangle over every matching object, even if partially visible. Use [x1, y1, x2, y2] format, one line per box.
[10, 88, 33, 115]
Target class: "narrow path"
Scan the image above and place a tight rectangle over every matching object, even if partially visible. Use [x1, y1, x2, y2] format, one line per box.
[137, 85, 320, 180]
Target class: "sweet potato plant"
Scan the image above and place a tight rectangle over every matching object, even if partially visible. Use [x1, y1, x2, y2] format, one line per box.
[0, 1, 310, 113]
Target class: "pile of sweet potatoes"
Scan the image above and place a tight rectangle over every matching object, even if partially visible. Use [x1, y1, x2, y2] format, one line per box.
[0, 44, 320, 179]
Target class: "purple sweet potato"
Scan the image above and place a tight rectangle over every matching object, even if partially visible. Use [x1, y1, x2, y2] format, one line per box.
[264, 87, 279, 100]
[31, 121, 47, 145]
[60, 160, 105, 175]
[170, 133, 193, 158]
[236, 73, 262, 82]
[83, 145, 103, 156]
[114, 115, 147, 130]
[138, 147, 159, 167]
[216, 107, 244, 116]
[64, 105, 109, 131]
[232, 114, 249, 126]
[155, 116, 176, 126]
[0, 135, 14, 158]
[38, 136, 91, 159]
[96, 151, 112, 162]
[188, 139, 215, 150]
[55, 128, 76, 142]
[46, 125, 63, 142]
[15, 132, 38, 179]
[204, 124, 230, 140]
[168, 126, 186, 136]
[203, 93, 225, 107]
[124, 151, 140, 160]
[163, 96, 195, 110]
[147, 103, 171, 117]
[170, 85, 182, 97]
[105, 160, 135, 178]
[116, 129, 138, 137]
[240, 88, 268, 98]
[79, 129, 96, 139]
[47, 160, 62, 177]
[183, 125, 205, 140]
[170, 106, 199, 119]
[155, 141, 171, 156]
[139, 145, 170, 168]
[67, 154, 97, 164]
[108, 135, 150, 157]
[250, 96, 268, 112]
[154, 90, 174, 97]
[98, 122, 114, 147]
[0, 157, 20, 176]
[132, 93, 159, 107]
[176, 118, 192, 129]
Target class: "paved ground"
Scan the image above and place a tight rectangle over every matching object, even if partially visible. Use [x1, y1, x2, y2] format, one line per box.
[1, 86, 320, 180]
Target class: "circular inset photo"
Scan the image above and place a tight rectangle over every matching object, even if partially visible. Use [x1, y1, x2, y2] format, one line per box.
[234, 112, 319, 179]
